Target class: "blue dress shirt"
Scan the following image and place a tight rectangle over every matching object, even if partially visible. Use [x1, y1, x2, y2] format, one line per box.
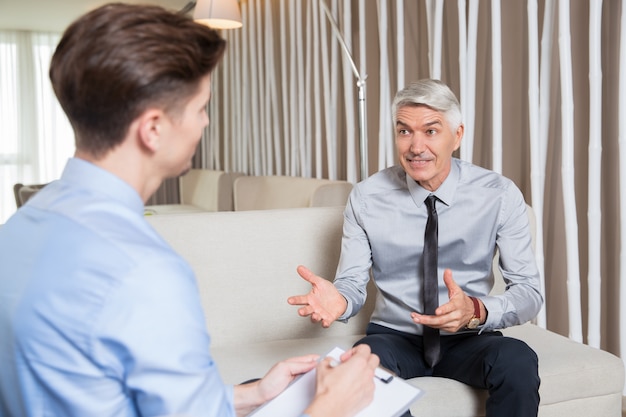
[0, 158, 235, 416]
[334, 158, 543, 335]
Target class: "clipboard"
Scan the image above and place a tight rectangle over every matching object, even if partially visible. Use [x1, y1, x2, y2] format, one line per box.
[249, 347, 423, 417]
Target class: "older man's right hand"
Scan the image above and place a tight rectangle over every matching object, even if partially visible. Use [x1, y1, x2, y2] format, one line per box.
[287, 265, 348, 328]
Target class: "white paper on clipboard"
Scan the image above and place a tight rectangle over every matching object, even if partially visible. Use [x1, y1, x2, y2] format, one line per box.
[249, 347, 423, 417]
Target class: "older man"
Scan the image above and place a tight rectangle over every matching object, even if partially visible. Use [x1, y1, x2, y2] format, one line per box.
[290, 79, 543, 417]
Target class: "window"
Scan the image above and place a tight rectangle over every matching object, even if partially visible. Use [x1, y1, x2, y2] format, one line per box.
[0, 31, 74, 223]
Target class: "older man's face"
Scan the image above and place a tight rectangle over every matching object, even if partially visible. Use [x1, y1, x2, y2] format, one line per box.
[395, 105, 463, 192]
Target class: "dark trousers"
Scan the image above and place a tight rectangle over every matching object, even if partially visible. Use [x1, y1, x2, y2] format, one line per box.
[355, 323, 540, 417]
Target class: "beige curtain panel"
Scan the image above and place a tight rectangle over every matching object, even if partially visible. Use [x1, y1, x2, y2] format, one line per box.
[200, 0, 623, 375]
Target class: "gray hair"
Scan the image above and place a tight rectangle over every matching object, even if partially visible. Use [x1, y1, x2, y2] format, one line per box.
[391, 79, 462, 130]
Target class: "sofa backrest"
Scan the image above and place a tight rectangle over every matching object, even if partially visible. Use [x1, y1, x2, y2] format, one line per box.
[180, 169, 245, 212]
[233, 176, 353, 211]
[147, 206, 375, 348]
[147, 203, 538, 347]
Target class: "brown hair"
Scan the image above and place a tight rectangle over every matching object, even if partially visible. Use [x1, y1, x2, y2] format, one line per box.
[50, 3, 226, 157]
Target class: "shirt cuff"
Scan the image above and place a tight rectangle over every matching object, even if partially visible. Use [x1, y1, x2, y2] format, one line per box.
[337, 293, 352, 323]
[478, 295, 501, 331]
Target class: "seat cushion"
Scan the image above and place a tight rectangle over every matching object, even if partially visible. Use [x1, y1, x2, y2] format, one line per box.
[211, 335, 365, 385]
[407, 323, 624, 417]
[212, 323, 623, 417]
[211, 323, 623, 417]
[505, 324, 623, 407]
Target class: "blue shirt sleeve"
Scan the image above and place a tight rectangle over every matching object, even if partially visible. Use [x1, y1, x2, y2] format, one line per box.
[94, 256, 235, 416]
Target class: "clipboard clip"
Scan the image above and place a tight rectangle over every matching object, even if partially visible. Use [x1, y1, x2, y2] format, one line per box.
[374, 366, 394, 384]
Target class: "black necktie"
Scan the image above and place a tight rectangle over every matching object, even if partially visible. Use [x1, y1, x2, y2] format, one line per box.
[423, 195, 441, 367]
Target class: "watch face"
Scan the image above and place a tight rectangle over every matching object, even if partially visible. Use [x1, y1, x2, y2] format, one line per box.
[467, 317, 480, 329]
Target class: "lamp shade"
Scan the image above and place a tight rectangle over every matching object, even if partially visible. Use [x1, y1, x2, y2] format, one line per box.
[194, 0, 242, 29]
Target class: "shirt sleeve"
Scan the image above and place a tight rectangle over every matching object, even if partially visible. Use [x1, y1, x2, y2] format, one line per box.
[334, 187, 373, 321]
[92, 256, 236, 417]
[480, 185, 544, 331]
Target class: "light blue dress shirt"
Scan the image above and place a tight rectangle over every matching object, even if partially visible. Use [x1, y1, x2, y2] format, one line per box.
[0, 158, 235, 416]
[335, 158, 543, 335]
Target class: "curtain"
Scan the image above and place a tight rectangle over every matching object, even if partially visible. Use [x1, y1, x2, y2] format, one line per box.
[0, 30, 178, 211]
[204, 0, 624, 365]
[0, 31, 73, 223]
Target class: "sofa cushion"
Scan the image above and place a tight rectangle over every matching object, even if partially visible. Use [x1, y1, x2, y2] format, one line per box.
[510, 324, 624, 407]
[212, 335, 365, 385]
[233, 176, 353, 210]
[405, 323, 624, 416]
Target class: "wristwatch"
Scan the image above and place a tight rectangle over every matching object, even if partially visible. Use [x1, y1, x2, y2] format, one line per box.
[466, 296, 481, 329]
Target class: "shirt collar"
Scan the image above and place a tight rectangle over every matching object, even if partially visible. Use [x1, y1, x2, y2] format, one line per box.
[406, 158, 459, 208]
[61, 157, 145, 215]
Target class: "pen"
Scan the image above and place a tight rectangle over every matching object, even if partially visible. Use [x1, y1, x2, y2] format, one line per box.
[329, 359, 395, 384]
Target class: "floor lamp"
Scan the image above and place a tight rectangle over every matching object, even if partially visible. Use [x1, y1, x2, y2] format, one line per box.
[319, 0, 368, 182]
[179, 0, 243, 30]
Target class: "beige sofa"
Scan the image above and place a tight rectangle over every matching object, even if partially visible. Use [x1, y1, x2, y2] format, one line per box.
[147, 206, 624, 417]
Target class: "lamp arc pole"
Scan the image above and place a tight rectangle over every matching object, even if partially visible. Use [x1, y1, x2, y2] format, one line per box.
[319, 0, 368, 182]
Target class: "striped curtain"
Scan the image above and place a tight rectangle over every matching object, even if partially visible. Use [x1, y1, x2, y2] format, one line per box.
[202, 0, 625, 385]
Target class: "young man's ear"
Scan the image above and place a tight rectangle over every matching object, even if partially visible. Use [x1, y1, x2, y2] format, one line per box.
[137, 109, 165, 152]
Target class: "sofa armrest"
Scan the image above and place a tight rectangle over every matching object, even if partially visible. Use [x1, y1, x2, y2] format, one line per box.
[180, 169, 245, 211]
